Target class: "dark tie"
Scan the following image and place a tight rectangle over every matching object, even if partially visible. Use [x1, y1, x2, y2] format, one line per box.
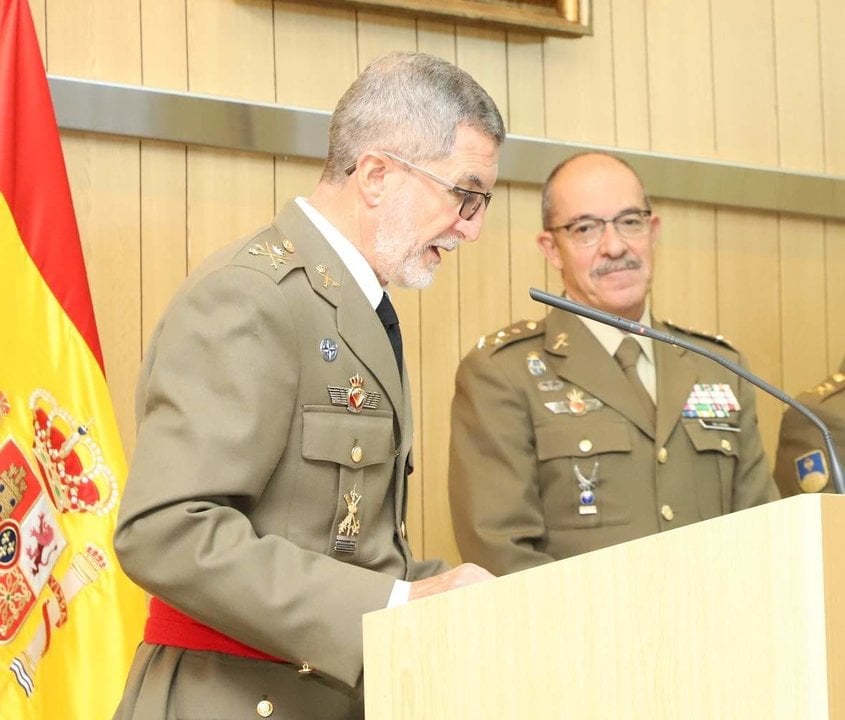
[615, 336, 654, 422]
[376, 292, 403, 375]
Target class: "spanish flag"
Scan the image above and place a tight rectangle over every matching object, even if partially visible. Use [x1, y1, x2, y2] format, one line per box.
[0, 1, 146, 717]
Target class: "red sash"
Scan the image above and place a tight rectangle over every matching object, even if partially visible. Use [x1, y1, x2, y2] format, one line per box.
[144, 596, 287, 663]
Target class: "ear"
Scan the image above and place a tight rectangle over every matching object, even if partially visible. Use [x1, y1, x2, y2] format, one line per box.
[648, 213, 661, 244]
[349, 152, 389, 209]
[536, 231, 565, 272]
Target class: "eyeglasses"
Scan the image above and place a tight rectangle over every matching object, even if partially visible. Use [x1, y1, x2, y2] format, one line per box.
[345, 151, 493, 221]
[546, 209, 653, 247]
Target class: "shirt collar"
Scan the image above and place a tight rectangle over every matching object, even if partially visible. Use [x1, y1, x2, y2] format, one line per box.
[573, 299, 655, 365]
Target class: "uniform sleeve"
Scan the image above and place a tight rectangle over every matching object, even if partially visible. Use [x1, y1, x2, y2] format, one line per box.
[730, 352, 781, 509]
[114, 267, 395, 689]
[448, 347, 557, 576]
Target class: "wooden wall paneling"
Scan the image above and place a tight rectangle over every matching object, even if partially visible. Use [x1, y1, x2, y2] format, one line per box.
[45, 1, 143, 454]
[819, 0, 845, 372]
[649, 201, 718, 333]
[140, 3, 188, 356]
[416, 24, 461, 562]
[542, 0, 616, 145]
[609, 0, 650, 150]
[825, 222, 845, 371]
[27, 0, 45, 58]
[772, 0, 823, 172]
[185, 0, 276, 270]
[710, 0, 782, 462]
[644, 0, 714, 158]
[771, 1, 827, 400]
[141, 0, 188, 90]
[819, 0, 845, 175]
[140, 142, 187, 353]
[455, 29, 510, 352]
[506, 34, 547, 323]
[46, 0, 141, 82]
[778, 217, 827, 394]
[710, 0, 778, 165]
[273, 1, 358, 109]
[62, 133, 142, 456]
[715, 210, 782, 462]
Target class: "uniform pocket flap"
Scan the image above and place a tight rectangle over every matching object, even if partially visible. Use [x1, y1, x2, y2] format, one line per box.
[683, 419, 740, 456]
[302, 405, 394, 468]
[535, 418, 632, 460]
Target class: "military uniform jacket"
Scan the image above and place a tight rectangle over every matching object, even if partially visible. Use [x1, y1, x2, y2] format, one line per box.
[774, 359, 845, 496]
[449, 309, 779, 576]
[113, 200, 446, 718]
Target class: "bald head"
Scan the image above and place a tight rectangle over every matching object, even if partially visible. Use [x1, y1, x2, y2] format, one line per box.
[541, 153, 650, 231]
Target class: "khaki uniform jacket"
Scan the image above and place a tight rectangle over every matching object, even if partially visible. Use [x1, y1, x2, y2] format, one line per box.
[774, 358, 845, 496]
[449, 309, 779, 576]
[113, 201, 446, 720]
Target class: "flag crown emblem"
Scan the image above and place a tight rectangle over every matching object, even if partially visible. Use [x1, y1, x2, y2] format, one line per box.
[29, 390, 117, 515]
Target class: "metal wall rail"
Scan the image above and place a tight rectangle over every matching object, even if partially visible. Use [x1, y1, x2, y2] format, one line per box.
[49, 76, 845, 221]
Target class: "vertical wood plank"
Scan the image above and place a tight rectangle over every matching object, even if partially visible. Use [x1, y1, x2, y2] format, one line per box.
[543, 0, 616, 144]
[62, 133, 141, 455]
[274, 1, 358, 109]
[644, 0, 714, 157]
[609, 0, 650, 149]
[819, 0, 845, 175]
[27, 0, 46, 60]
[140, 2, 188, 353]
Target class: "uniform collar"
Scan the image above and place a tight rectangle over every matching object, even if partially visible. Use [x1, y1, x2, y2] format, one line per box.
[295, 196, 384, 310]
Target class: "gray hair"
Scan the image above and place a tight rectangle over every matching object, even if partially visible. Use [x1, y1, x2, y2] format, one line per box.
[322, 51, 505, 183]
[540, 152, 652, 229]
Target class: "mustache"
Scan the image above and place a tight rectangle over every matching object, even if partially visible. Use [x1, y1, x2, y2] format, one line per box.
[429, 234, 461, 252]
[591, 255, 641, 278]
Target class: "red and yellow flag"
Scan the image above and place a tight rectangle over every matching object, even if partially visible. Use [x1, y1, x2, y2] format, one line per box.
[0, 1, 146, 717]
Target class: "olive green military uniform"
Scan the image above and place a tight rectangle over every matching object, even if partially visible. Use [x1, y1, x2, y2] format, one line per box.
[113, 200, 447, 720]
[773, 358, 845, 496]
[449, 309, 779, 576]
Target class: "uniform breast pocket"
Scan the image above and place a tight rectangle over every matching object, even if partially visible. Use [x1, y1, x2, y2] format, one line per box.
[535, 415, 635, 529]
[301, 405, 395, 563]
[682, 418, 739, 517]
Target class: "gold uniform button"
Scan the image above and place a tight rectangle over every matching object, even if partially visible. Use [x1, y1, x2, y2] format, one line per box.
[282, 238, 295, 254]
[526, 321, 537, 330]
[256, 699, 274, 717]
[351, 445, 363, 463]
[657, 447, 668, 464]
[578, 439, 592, 453]
[661, 504, 674, 521]
[400, 521, 407, 539]
[720, 439, 732, 452]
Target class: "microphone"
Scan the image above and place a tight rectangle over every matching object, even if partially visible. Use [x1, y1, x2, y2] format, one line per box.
[529, 287, 845, 496]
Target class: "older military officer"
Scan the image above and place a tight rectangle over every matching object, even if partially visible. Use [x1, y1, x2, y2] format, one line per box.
[774, 357, 845, 496]
[448, 152, 779, 576]
[112, 52, 504, 720]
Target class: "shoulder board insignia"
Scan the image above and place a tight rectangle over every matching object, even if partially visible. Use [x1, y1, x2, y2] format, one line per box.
[476, 319, 544, 352]
[233, 226, 301, 284]
[662, 319, 735, 349]
[807, 372, 845, 400]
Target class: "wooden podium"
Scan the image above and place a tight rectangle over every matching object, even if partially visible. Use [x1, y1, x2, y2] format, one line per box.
[363, 494, 845, 719]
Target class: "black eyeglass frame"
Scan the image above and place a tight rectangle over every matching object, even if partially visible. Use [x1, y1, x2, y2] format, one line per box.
[545, 209, 653, 246]
[344, 151, 493, 221]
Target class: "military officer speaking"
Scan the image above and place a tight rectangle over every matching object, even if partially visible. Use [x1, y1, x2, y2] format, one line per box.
[448, 152, 780, 576]
[774, 355, 845, 496]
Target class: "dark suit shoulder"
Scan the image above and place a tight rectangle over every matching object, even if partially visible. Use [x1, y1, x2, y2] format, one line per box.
[230, 223, 303, 284]
[661, 319, 737, 351]
[472, 318, 546, 358]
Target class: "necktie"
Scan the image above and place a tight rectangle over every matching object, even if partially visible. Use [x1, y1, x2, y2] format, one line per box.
[376, 292, 403, 375]
[615, 336, 654, 422]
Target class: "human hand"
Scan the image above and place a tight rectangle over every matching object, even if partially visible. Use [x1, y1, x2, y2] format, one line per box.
[408, 563, 494, 601]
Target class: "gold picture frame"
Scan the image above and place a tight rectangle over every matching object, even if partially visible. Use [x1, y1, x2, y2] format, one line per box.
[303, 0, 592, 38]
